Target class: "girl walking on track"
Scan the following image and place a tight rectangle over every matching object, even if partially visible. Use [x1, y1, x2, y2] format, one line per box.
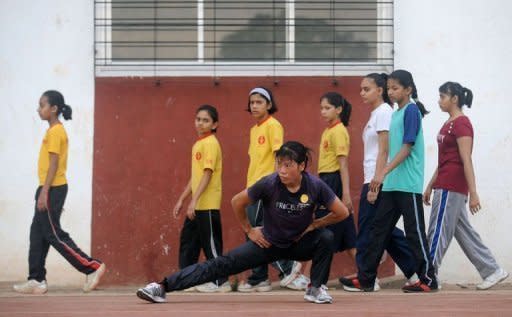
[13, 90, 105, 294]
[316, 92, 358, 269]
[137, 141, 349, 304]
[341, 73, 418, 292]
[238, 87, 305, 292]
[424, 81, 508, 290]
[173, 104, 230, 293]
[342, 70, 438, 292]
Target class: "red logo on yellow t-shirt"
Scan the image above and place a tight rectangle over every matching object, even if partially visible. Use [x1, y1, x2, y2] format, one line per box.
[258, 136, 266, 145]
[195, 152, 202, 160]
[323, 140, 329, 150]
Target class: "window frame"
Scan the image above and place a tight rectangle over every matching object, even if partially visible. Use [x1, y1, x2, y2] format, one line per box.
[95, 0, 393, 76]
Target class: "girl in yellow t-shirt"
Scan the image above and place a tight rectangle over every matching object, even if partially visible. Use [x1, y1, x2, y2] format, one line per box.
[173, 104, 229, 293]
[13, 90, 105, 295]
[316, 92, 357, 268]
[238, 87, 306, 292]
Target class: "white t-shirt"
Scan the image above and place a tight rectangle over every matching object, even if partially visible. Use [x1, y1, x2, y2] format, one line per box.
[362, 103, 393, 184]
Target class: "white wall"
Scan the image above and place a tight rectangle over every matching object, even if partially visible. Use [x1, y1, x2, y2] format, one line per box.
[394, 0, 512, 282]
[0, 0, 94, 285]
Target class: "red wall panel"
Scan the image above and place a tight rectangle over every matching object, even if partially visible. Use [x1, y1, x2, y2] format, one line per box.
[93, 76, 394, 285]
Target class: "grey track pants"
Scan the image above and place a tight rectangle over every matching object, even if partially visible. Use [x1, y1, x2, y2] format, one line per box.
[427, 189, 499, 279]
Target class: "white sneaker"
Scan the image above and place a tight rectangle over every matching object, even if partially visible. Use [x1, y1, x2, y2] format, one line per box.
[136, 282, 166, 303]
[83, 263, 106, 292]
[286, 274, 310, 290]
[477, 268, 509, 290]
[280, 261, 302, 287]
[238, 280, 272, 292]
[13, 280, 48, 294]
[374, 278, 381, 291]
[304, 285, 332, 304]
[304, 284, 315, 302]
[82, 263, 107, 293]
[196, 281, 232, 293]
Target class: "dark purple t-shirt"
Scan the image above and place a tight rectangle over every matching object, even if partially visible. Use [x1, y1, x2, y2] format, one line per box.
[247, 172, 336, 248]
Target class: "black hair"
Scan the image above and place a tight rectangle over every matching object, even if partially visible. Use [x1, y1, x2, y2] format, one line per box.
[196, 104, 219, 133]
[275, 141, 312, 170]
[320, 92, 352, 126]
[42, 90, 72, 120]
[365, 73, 391, 105]
[247, 87, 278, 114]
[439, 81, 473, 108]
[389, 70, 429, 117]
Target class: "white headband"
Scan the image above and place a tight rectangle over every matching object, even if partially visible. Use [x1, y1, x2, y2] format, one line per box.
[249, 87, 272, 102]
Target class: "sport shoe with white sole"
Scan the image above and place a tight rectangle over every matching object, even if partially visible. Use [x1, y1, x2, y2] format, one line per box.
[196, 281, 232, 293]
[83, 263, 106, 292]
[13, 279, 48, 294]
[304, 285, 332, 304]
[136, 282, 166, 303]
[374, 278, 381, 291]
[286, 274, 310, 290]
[339, 277, 377, 292]
[404, 273, 419, 287]
[280, 261, 302, 287]
[477, 268, 509, 290]
[402, 280, 438, 293]
[238, 279, 272, 292]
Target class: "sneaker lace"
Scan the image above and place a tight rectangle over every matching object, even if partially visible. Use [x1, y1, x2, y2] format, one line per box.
[317, 285, 331, 299]
[149, 283, 164, 296]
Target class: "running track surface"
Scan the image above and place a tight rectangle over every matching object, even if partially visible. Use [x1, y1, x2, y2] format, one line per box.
[1, 282, 511, 317]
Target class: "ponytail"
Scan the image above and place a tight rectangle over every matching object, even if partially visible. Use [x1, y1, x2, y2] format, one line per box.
[462, 88, 473, 108]
[439, 82, 473, 108]
[339, 99, 352, 126]
[61, 104, 73, 120]
[42, 90, 73, 120]
[320, 92, 352, 126]
[411, 82, 429, 117]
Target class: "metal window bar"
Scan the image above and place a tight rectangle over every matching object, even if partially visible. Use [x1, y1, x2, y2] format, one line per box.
[94, 0, 394, 76]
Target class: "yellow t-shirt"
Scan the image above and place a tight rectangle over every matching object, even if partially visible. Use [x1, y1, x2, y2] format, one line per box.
[191, 134, 222, 210]
[38, 124, 68, 186]
[318, 121, 350, 173]
[247, 116, 284, 187]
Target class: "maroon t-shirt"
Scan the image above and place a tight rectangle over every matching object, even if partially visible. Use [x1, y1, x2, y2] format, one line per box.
[433, 116, 474, 194]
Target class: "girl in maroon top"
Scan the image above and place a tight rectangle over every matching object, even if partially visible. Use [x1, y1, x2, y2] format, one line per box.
[424, 82, 508, 290]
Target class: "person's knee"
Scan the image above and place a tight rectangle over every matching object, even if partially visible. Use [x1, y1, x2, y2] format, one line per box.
[318, 229, 334, 245]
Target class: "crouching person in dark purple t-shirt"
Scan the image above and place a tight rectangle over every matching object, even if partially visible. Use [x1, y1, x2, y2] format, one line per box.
[136, 141, 349, 304]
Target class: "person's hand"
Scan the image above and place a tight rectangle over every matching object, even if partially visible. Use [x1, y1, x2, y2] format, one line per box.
[367, 190, 378, 204]
[342, 194, 354, 213]
[423, 186, 433, 206]
[369, 171, 385, 192]
[173, 200, 183, 218]
[248, 227, 271, 248]
[469, 191, 482, 215]
[186, 200, 196, 220]
[37, 189, 48, 211]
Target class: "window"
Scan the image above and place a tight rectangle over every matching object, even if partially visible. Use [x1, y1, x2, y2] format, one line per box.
[95, 0, 393, 76]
